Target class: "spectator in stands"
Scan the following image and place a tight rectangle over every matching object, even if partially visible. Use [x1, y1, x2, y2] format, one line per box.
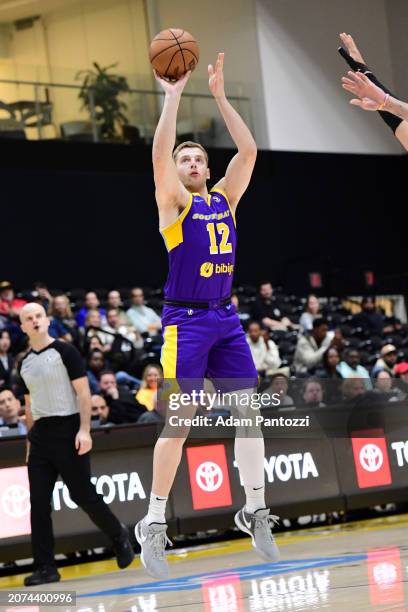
[76, 291, 106, 328]
[136, 364, 162, 411]
[316, 347, 342, 379]
[337, 349, 372, 389]
[107, 290, 129, 326]
[103, 308, 144, 374]
[0, 281, 26, 321]
[315, 347, 342, 404]
[299, 294, 321, 332]
[91, 394, 109, 419]
[231, 293, 250, 324]
[262, 373, 294, 409]
[246, 321, 281, 377]
[352, 296, 384, 335]
[251, 281, 296, 330]
[372, 344, 398, 377]
[294, 318, 336, 375]
[302, 379, 326, 408]
[84, 335, 105, 356]
[353, 296, 401, 336]
[99, 370, 146, 423]
[84, 309, 110, 350]
[86, 349, 105, 394]
[341, 377, 367, 402]
[373, 370, 406, 401]
[48, 294, 79, 345]
[0, 389, 27, 434]
[395, 363, 408, 394]
[33, 281, 52, 312]
[103, 308, 143, 352]
[0, 330, 13, 391]
[126, 287, 161, 336]
[90, 394, 119, 426]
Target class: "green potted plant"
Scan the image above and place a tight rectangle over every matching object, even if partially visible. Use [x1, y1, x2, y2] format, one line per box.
[76, 62, 130, 140]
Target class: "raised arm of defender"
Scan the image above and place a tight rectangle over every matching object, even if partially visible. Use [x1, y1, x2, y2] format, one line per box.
[339, 32, 408, 150]
[152, 71, 192, 226]
[210, 53, 257, 211]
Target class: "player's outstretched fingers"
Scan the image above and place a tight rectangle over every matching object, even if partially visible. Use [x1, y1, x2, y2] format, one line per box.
[218, 52, 224, 70]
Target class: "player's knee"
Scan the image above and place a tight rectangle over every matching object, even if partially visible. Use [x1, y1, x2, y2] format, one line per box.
[157, 434, 188, 449]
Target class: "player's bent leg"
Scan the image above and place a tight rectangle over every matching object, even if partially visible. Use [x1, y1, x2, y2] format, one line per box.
[230, 389, 280, 563]
[135, 406, 196, 579]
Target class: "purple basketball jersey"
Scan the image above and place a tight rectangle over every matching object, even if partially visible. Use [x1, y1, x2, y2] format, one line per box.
[161, 188, 236, 301]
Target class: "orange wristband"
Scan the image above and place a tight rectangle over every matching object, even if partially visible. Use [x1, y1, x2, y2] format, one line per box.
[378, 93, 390, 111]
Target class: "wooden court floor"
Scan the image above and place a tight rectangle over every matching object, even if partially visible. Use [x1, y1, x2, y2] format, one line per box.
[1, 513, 408, 611]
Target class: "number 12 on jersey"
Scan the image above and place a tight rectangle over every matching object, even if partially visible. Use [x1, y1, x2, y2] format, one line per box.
[206, 222, 232, 255]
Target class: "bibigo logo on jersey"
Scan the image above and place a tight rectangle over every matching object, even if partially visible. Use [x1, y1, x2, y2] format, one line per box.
[200, 262, 234, 278]
[200, 262, 214, 278]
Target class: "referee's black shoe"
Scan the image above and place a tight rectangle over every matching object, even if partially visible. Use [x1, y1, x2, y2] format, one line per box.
[24, 565, 61, 586]
[112, 523, 135, 569]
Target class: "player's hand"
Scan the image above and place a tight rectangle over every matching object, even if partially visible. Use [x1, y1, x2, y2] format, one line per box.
[75, 428, 92, 455]
[208, 52, 226, 99]
[342, 71, 386, 111]
[339, 33, 365, 64]
[153, 69, 191, 96]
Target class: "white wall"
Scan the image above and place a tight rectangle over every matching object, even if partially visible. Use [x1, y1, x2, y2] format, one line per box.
[385, 0, 408, 101]
[255, 0, 403, 154]
[147, 0, 269, 148]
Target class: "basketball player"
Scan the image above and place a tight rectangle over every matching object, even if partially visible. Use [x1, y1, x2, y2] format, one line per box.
[19, 303, 134, 586]
[135, 53, 279, 579]
[339, 32, 408, 150]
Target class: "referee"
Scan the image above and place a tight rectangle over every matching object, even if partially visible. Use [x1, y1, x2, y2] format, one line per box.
[19, 303, 134, 586]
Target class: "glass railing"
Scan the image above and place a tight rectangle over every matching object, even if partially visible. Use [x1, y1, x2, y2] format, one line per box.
[0, 78, 253, 147]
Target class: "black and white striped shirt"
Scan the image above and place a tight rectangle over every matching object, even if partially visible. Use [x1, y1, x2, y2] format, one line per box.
[20, 341, 86, 421]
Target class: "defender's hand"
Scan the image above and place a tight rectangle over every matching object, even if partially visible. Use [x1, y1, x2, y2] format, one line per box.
[342, 71, 386, 111]
[208, 52, 225, 99]
[339, 33, 365, 64]
[153, 69, 191, 96]
[75, 428, 92, 455]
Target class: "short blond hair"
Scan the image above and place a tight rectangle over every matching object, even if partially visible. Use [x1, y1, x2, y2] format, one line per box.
[173, 141, 209, 165]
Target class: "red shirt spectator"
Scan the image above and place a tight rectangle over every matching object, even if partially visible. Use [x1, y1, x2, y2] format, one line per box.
[0, 281, 26, 318]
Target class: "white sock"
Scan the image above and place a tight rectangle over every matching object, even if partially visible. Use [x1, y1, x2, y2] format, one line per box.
[234, 437, 266, 514]
[244, 485, 266, 514]
[145, 492, 168, 524]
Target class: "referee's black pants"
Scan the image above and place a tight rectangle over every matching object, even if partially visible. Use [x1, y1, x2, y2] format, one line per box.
[27, 414, 122, 568]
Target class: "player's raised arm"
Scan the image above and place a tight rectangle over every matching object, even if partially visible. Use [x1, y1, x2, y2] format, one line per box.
[152, 71, 192, 218]
[339, 32, 408, 150]
[209, 53, 257, 211]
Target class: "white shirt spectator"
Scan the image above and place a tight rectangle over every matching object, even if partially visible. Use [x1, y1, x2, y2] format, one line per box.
[126, 305, 161, 335]
[294, 330, 334, 374]
[246, 321, 281, 376]
[247, 335, 281, 376]
[127, 288, 161, 336]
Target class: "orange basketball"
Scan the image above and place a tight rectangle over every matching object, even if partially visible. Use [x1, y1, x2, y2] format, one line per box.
[149, 28, 199, 81]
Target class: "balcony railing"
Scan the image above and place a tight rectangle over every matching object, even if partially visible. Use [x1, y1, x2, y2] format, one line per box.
[0, 78, 253, 147]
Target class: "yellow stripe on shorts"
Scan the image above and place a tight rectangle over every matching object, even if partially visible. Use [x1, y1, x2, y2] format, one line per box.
[161, 324, 178, 378]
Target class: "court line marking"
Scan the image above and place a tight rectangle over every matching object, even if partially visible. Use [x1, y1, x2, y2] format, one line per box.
[79, 553, 367, 597]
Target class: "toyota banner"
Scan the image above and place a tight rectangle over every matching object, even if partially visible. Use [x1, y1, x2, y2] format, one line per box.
[0, 402, 408, 561]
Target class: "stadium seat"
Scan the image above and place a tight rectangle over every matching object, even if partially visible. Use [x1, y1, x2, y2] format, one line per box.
[0, 118, 26, 139]
[60, 121, 100, 142]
